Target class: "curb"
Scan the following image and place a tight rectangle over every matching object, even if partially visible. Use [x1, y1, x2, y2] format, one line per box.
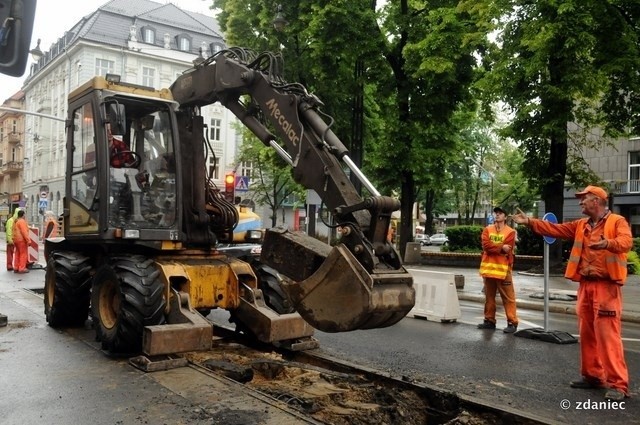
[457, 292, 640, 324]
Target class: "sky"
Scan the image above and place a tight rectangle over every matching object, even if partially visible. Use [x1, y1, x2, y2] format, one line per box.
[0, 0, 218, 102]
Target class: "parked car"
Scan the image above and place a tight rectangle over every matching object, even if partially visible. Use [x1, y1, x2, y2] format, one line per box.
[429, 233, 448, 246]
[414, 234, 431, 246]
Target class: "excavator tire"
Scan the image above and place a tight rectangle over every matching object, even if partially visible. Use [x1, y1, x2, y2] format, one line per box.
[44, 251, 92, 327]
[91, 255, 165, 354]
[253, 263, 294, 315]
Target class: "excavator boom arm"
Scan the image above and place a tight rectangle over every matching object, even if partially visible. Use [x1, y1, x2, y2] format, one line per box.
[170, 48, 414, 332]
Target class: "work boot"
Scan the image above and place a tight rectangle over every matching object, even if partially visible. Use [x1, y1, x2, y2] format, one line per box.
[477, 320, 496, 330]
[570, 378, 605, 389]
[503, 322, 517, 333]
[604, 389, 627, 401]
[0, 313, 7, 327]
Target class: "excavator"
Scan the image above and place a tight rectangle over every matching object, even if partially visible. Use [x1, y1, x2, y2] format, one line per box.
[44, 47, 415, 356]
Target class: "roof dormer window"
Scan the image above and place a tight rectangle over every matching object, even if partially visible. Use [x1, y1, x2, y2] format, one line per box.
[176, 34, 192, 52]
[142, 26, 155, 44]
[210, 42, 224, 54]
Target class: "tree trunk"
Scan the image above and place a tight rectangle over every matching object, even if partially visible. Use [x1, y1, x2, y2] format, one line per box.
[542, 52, 571, 265]
[542, 134, 567, 265]
[349, 58, 364, 195]
[399, 171, 415, 259]
[424, 190, 435, 235]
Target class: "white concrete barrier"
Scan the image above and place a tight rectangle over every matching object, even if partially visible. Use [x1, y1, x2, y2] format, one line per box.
[408, 270, 461, 323]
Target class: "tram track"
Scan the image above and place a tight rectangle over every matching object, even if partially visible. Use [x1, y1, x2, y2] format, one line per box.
[23, 287, 555, 424]
[159, 325, 555, 425]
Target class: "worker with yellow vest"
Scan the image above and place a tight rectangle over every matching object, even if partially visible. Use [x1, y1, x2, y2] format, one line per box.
[4, 207, 21, 271]
[478, 206, 519, 333]
[512, 185, 632, 402]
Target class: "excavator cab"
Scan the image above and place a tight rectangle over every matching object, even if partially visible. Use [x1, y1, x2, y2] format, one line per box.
[62, 80, 180, 244]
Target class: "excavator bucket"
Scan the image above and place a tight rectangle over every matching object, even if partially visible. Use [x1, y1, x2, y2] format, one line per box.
[261, 229, 415, 332]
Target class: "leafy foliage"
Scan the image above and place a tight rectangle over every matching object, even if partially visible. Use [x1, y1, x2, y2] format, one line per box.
[627, 251, 640, 275]
[515, 225, 544, 256]
[474, 0, 640, 195]
[215, 0, 489, 257]
[368, 0, 488, 255]
[469, 0, 640, 262]
[444, 225, 483, 252]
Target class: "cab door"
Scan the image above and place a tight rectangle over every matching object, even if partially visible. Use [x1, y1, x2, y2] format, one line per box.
[66, 101, 101, 235]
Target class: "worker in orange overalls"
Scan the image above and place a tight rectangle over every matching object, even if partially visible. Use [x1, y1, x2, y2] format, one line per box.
[12, 209, 30, 274]
[477, 206, 518, 333]
[513, 185, 632, 402]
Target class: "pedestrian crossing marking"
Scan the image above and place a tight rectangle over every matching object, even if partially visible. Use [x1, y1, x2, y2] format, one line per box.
[235, 176, 249, 192]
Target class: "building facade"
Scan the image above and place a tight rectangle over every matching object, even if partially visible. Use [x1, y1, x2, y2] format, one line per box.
[568, 128, 640, 234]
[0, 91, 27, 223]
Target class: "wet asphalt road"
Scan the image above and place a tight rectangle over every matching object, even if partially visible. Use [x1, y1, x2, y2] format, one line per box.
[0, 266, 316, 425]
[2, 248, 639, 424]
[204, 295, 640, 425]
[310, 306, 640, 425]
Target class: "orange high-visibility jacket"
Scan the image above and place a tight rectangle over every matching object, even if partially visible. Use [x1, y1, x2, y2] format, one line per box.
[12, 218, 29, 243]
[479, 224, 516, 279]
[565, 214, 629, 284]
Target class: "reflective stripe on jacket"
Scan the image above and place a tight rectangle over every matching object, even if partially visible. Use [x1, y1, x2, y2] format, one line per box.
[479, 225, 516, 280]
[565, 214, 629, 284]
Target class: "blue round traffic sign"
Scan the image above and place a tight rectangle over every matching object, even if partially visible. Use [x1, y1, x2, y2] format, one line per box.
[542, 212, 557, 244]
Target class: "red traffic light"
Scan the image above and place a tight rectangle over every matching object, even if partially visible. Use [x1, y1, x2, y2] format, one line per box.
[224, 172, 235, 202]
[224, 173, 235, 186]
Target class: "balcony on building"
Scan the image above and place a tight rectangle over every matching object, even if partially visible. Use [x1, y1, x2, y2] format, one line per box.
[37, 96, 51, 113]
[7, 132, 20, 144]
[613, 180, 640, 194]
[3, 161, 23, 174]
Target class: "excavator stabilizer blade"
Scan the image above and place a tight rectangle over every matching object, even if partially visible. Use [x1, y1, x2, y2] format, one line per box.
[262, 229, 414, 332]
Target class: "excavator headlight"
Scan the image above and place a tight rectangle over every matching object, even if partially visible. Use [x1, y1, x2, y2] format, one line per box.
[122, 229, 140, 239]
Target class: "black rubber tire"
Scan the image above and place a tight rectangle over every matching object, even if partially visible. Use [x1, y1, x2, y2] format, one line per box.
[91, 255, 165, 354]
[254, 263, 294, 315]
[44, 251, 92, 327]
[196, 308, 212, 317]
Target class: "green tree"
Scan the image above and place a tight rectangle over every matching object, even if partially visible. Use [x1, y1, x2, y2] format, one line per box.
[471, 0, 640, 262]
[215, 1, 487, 258]
[367, 1, 487, 255]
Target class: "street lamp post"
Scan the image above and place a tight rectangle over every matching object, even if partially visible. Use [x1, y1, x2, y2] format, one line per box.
[272, 4, 288, 32]
[29, 38, 43, 61]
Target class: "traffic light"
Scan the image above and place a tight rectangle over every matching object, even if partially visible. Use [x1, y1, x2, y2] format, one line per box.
[224, 172, 235, 202]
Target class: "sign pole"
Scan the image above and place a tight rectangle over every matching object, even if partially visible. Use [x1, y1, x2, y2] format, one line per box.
[541, 212, 557, 333]
[514, 211, 576, 344]
[543, 242, 549, 331]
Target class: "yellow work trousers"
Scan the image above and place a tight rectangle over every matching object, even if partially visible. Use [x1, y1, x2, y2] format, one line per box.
[482, 277, 519, 326]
